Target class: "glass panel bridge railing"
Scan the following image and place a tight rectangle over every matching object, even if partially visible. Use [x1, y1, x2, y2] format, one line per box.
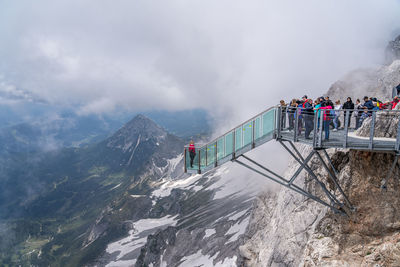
[184, 106, 278, 173]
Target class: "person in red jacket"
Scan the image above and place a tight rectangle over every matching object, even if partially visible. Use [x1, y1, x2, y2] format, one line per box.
[391, 96, 399, 109]
[189, 141, 196, 168]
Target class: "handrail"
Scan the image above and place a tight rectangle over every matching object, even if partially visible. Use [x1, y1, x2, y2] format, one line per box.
[185, 107, 400, 150]
[184, 105, 278, 151]
[185, 105, 400, 174]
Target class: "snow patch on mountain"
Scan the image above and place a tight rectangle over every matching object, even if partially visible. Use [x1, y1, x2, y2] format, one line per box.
[179, 250, 237, 267]
[105, 215, 178, 265]
[110, 183, 121, 190]
[122, 141, 133, 152]
[127, 134, 141, 165]
[204, 229, 216, 238]
[226, 217, 250, 244]
[152, 153, 183, 175]
[206, 163, 267, 200]
[106, 259, 136, 267]
[228, 209, 248, 221]
[167, 154, 183, 173]
[152, 174, 202, 198]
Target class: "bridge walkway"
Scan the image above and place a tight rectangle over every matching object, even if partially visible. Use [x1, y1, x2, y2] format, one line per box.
[183, 106, 400, 215]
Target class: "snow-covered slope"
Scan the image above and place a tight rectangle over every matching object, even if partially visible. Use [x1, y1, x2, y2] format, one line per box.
[94, 149, 271, 266]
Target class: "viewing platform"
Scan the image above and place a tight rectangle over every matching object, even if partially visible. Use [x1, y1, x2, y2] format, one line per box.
[184, 106, 400, 174]
[183, 106, 400, 214]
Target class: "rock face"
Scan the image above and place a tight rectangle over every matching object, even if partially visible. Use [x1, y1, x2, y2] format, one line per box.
[241, 40, 400, 267]
[240, 147, 400, 266]
[356, 111, 400, 138]
[239, 145, 328, 266]
[386, 35, 400, 64]
[326, 60, 400, 103]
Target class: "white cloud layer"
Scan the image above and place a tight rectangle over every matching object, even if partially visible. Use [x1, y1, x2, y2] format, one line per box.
[1, 0, 400, 122]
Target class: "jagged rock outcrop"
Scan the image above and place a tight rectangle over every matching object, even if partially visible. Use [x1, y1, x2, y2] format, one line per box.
[326, 60, 400, 102]
[240, 147, 400, 266]
[302, 150, 400, 266]
[239, 145, 328, 266]
[386, 35, 400, 64]
[356, 111, 399, 138]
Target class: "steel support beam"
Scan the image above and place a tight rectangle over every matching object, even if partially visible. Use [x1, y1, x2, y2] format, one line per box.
[241, 154, 290, 183]
[323, 149, 339, 177]
[279, 140, 343, 207]
[315, 150, 353, 209]
[234, 158, 343, 214]
[288, 151, 315, 185]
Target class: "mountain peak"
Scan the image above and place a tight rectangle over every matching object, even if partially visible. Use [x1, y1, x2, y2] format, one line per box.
[131, 114, 151, 122]
[106, 114, 167, 152]
[124, 114, 166, 135]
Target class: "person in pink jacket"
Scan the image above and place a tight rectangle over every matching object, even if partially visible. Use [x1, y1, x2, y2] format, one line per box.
[318, 101, 333, 140]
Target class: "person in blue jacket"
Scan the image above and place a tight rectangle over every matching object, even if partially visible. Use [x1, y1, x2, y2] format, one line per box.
[363, 96, 374, 110]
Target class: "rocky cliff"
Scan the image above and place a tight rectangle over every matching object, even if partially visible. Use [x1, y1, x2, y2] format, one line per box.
[386, 35, 400, 64]
[326, 60, 400, 103]
[241, 146, 400, 266]
[240, 49, 400, 266]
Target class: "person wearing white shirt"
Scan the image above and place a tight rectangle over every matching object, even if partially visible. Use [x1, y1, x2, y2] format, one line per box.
[333, 100, 342, 131]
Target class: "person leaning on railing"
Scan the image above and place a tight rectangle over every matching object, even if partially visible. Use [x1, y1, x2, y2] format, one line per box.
[393, 98, 400, 110]
[372, 102, 380, 111]
[359, 107, 370, 126]
[391, 96, 399, 110]
[363, 96, 374, 109]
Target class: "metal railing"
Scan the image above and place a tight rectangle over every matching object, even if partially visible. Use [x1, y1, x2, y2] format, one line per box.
[279, 107, 400, 151]
[184, 106, 277, 173]
[185, 106, 400, 174]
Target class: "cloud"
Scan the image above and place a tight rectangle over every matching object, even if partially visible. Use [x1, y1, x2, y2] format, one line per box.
[0, 0, 400, 124]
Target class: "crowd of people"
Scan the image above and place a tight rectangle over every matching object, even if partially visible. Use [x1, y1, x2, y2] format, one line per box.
[280, 93, 400, 141]
[187, 85, 400, 168]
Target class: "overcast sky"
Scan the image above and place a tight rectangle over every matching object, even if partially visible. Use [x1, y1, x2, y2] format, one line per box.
[1, 0, 400, 125]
